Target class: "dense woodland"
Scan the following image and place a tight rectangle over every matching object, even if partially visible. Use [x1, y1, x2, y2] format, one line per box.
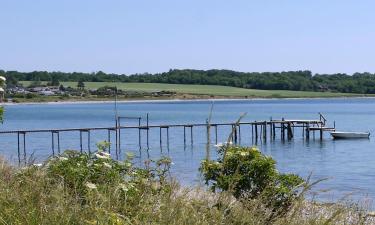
[2, 69, 375, 94]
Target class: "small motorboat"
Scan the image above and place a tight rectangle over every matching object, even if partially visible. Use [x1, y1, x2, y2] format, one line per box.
[330, 131, 370, 139]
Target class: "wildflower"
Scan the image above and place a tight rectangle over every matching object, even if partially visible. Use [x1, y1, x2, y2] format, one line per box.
[59, 157, 68, 161]
[95, 152, 111, 159]
[118, 183, 128, 192]
[240, 151, 249, 156]
[33, 163, 42, 167]
[103, 162, 112, 168]
[85, 182, 97, 189]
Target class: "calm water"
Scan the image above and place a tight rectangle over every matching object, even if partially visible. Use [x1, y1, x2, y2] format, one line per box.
[1, 98, 375, 205]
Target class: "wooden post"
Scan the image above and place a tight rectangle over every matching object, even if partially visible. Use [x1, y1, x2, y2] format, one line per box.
[80, 131, 83, 153]
[320, 128, 323, 140]
[255, 123, 258, 140]
[269, 120, 273, 140]
[23, 132, 26, 165]
[88, 130, 91, 154]
[233, 125, 237, 144]
[159, 127, 162, 146]
[167, 127, 170, 149]
[138, 118, 141, 148]
[287, 122, 293, 139]
[107, 129, 111, 153]
[238, 125, 241, 144]
[17, 132, 21, 165]
[146, 113, 149, 148]
[306, 122, 310, 140]
[302, 124, 305, 137]
[272, 123, 276, 139]
[263, 121, 267, 141]
[183, 126, 186, 146]
[251, 124, 254, 142]
[190, 126, 193, 145]
[57, 131, 61, 154]
[51, 132, 55, 156]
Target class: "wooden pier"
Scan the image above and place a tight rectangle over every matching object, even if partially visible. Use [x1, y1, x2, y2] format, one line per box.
[0, 113, 335, 164]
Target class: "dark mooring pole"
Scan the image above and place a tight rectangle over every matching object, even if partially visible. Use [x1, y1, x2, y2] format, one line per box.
[80, 130, 83, 153]
[17, 132, 21, 165]
[51, 132, 55, 156]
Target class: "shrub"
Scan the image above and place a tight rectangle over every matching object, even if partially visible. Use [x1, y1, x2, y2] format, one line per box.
[200, 146, 304, 212]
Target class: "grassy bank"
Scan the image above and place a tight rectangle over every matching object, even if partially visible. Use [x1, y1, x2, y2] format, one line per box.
[0, 144, 372, 224]
[20, 81, 370, 98]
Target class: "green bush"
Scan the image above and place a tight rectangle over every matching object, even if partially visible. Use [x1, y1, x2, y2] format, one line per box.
[200, 146, 304, 212]
[46, 143, 172, 201]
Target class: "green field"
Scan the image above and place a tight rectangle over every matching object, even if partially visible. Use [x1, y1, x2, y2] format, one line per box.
[20, 81, 368, 98]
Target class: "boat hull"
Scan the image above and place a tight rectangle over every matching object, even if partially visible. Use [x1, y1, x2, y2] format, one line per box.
[330, 132, 370, 139]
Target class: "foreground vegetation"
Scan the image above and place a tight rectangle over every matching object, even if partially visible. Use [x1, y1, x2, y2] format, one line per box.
[0, 142, 372, 224]
[6, 68, 375, 94]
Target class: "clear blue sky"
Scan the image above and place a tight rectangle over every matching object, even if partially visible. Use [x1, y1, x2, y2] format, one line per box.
[1, 0, 374, 75]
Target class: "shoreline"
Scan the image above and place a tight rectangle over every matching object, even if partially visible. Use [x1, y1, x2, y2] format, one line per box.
[2, 95, 375, 106]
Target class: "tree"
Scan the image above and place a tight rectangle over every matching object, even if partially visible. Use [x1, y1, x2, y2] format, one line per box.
[77, 80, 85, 90]
[47, 76, 60, 86]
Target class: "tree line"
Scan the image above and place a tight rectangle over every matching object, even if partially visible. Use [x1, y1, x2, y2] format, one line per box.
[2, 69, 375, 94]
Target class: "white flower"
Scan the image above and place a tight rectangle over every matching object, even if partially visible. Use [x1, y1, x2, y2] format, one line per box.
[103, 162, 112, 168]
[85, 182, 97, 189]
[33, 163, 42, 167]
[214, 143, 223, 148]
[59, 157, 68, 161]
[95, 152, 111, 159]
[118, 183, 128, 192]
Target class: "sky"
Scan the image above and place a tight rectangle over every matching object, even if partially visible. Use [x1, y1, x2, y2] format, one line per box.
[0, 0, 374, 75]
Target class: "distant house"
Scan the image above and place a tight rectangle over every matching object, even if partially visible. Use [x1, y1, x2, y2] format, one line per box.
[40, 90, 55, 96]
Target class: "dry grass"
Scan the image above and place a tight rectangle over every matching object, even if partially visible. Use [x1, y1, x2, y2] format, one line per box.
[0, 155, 373, 225]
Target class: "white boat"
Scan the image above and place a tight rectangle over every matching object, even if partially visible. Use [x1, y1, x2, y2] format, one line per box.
[330, 131, 370, 139]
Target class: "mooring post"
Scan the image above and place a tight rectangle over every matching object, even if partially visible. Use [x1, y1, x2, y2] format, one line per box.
[238, 125, 241, 144]
[287, 122, 293, 139]
[167, 127, 170, 149]
[22, 132, 26, 165]
[302, 124, 305, 137]
[306, 122, 310, 140]
[263, 121, 267, 141]
[80, 130, 83, 153]
[138, 118, 141, 148]
[255, 122, 258, 140]
[232, 125, 237, 144]
[107, 129, 111, 153]
[57, 132, 60, 154]
[17, 132, 21, 165]
[88, 130, 91, 154]
[118, 127, 121, 153]
[183, 126, 186, 146]
[251, 124, 254, 142]
[269, 118, 273, 140]
[159, 127, 162, 146]
[190, 126, 193, 145]
[146, 113, 149, 148]
[272, 123, 276, 139]
[320, 128, 323, 141]
[51, 131, 55, 156]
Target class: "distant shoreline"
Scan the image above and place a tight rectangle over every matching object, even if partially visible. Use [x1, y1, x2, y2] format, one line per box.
[2, 96, 375, 106]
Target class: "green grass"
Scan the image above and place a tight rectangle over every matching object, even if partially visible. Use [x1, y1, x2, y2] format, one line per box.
[20, 81, 370, 98]
[0, 149, 371, 225]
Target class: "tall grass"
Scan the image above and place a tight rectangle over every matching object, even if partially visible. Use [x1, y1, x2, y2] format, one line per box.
[0, 151, 373, 224]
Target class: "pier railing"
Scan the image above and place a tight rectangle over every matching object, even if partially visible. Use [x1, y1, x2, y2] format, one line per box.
[0, 113, 335, 165]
